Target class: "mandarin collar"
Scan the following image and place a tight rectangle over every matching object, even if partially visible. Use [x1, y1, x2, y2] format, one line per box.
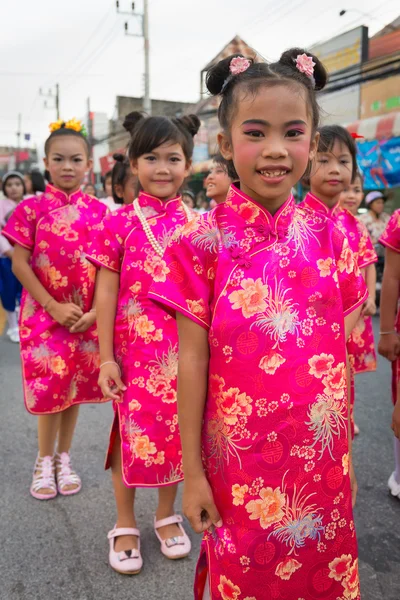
[225, 183, 295, 237]
[304, 192, 341, 217]
[44, 183, 84, 205]
[137, 190, 182, 215]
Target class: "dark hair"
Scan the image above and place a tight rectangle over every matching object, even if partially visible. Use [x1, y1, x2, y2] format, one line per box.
[212, 152, 233, 179]
[124, 111, 200, 163]
[111, 153, 134, 204]
[317, 125, 358, 183]
[44, 169, 52, 184]
[353, 170, 364, 185]
[44, 124, 90, 156]
[103, 170, 112, 191]
[29, 170, 46, 193]
[2, 172, 26, 197]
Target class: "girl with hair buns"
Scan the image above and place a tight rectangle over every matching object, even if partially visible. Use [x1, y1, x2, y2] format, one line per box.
[2, 120, 109, 500]
[90, 111, 199, 574]
[149, 50, 365, 599]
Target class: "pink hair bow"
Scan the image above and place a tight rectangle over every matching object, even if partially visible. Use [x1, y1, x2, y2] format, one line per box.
[295, 53, 316, 78]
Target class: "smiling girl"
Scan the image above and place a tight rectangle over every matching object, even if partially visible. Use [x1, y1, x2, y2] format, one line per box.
[149, 51, 366, 599]
[3, 120, 109, 500]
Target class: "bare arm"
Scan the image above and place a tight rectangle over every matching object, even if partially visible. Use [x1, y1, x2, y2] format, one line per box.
[96, 267, 126, 399]
[378, 248, 400, 362]
[12, 244, 83, 327]
[362, 264, 377, 316]
[176, 313, 222, 533]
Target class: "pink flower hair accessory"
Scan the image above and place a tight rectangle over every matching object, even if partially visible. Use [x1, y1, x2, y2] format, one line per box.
[229, 56, 251, 76]
[295, 53, 316, 78]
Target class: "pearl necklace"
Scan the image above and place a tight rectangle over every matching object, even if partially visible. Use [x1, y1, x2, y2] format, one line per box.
[133, 197, 192, 257]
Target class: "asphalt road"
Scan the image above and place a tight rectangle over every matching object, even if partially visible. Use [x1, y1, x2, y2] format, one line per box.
[1, 316, 400, 600]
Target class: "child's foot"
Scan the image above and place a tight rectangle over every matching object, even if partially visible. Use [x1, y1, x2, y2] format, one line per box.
[388, 472, 400, 498]
[30, 455, 57, 500]
[108, 526, 142, 575]
[154, 515, 191, 559]
[113, 521, 139, 552]
[55, 452, 82, 496]
[354, 423, 360, 435]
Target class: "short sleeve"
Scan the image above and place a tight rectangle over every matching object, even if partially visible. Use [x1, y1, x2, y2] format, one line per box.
[357, 220, 377, 268]
[148, 218, 217, 330]
[86, 213, 124, 273]
[333, 229, 368, 317]
[2, 198, 37, 250]
[380, 210, 400, 254]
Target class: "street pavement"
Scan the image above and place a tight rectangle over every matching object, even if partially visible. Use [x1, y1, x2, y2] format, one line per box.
[1, 316, 400, 600]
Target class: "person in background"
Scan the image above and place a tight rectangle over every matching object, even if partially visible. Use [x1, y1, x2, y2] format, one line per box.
[182, 189, 195, 209]
[339, 172, 364, 216]
[204, 153, 233, 207]
[195, 190, 209, 214]
[24, 171, 46, 196]
[0, 171, 25, 343]
[84, 182, 97, 197]
[110, 153, 137, 206]
[359, 190, 390, 246]
[100, 169, 119, 212]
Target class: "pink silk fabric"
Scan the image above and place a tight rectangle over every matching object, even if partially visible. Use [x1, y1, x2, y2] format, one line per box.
[149, 184, 366, 600]
[380, 209, 400, 405]
[88, 191, 191, 487]
[2, 184, 108, 414]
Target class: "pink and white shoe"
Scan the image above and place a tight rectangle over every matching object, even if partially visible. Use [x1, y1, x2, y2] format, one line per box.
[154, 515, 191, 560]
[55, 452, 82, 496]
[30, 455, 57, 500]
[108, 527, 143, 575]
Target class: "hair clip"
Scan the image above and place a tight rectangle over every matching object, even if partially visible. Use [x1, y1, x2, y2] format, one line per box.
[294, 53, 316, 78]
[221, 56, 252, 93]
[350, 132, 364, 139]
[49, 118, 87, 137]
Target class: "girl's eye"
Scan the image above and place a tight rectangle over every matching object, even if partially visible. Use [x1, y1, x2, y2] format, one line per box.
[286, 129, 304, 138]
[318, 158, 328, 164]
[341, 160, 350, 165]
[244, 130, 263, 138]
[145, 156, 156, 161]
[170, 157, 182, 162]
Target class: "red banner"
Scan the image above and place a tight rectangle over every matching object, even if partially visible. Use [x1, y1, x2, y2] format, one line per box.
[99, 148, 126, 176]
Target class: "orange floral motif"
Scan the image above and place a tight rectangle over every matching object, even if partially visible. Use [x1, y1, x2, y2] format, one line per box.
[308, 353, 335, 379]
[275, 557, 302, 580]
[132, 435, 157, 460]
[186, 298, 207, 319]
[322, 363, 347, 400]
[337, 240, 356, 274]
[229, 277, 269, 318]
[217, 387, 253, 426]
[245, 486, 285, 529]
[259, 350, 286, 375]
[129, 399, 142, 411]
[217, 575, 241, 600]
[144, 253, 170, 282]
[328, 554, 352, 581]
[316, 257, 333, 277]
[232, 483, 249, 506]
[342, 558, 359, 599]
[50, 356, 68, 377]
[342, 453, 349, 475]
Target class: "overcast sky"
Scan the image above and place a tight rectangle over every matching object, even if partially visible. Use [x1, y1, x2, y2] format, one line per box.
[0, 0, 398, 149]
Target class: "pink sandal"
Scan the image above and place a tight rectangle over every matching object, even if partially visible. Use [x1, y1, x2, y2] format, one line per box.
[55, 452, 82, 496]
[30, 455, 57, 500]
[154, 515, 191, 560]
[108, 526, 143, 575]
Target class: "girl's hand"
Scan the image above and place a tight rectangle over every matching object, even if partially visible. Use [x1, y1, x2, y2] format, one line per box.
[378, 333, 400, 362]
[349, 458, 358, 508]
[391, 401, 400, 439]
[98, 362, 126, 401]
[69, 311, 96, 333]
[48, 301, 83, 327]
[183, 473, 223, 534]
[361, 296, 376, 317]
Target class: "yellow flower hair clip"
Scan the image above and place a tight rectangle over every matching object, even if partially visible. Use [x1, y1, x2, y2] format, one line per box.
[49, 118, 87, 137]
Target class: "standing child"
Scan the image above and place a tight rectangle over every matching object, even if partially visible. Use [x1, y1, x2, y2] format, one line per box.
[204, 153, 233, 207]
[2, 120, 109, 500]
[149, 50, 366, 599]
[378, 212, 400, 497]
[90, 111, 200, 574]
[100, 169, 119, 212]
[109, 152, 137, 206]
[0, 171, 26, 343]
[303, 126, 377, 435]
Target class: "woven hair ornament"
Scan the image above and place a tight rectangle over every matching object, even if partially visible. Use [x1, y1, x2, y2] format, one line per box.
[49, 118, 87, 137]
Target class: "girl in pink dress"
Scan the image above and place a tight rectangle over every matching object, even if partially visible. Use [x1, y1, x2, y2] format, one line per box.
[149, 51, 366, 599]
[90, 112, 199, 575]
[302, 126, 377, 436]
[3, 120, 108, 501]
[378, 212, 400, 498]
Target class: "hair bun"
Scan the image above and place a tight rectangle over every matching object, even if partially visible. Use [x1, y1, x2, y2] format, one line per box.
[177, 114, 201, 137]
[123, 111, 145, 135]
[278, 47, 328, 91]
[206, 54, 253, 96]
[113, 152, 126, 162]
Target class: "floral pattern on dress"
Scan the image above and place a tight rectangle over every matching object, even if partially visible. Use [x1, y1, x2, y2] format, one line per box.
[149, 184, 366, 600]
[88, 191, 191, 487]
[2, 184, 108, 414]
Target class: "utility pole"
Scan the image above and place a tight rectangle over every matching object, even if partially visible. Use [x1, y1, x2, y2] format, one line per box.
[117, 1, 151, 115]
[39, 84, 60, 120]
[16, 113, 21, 170]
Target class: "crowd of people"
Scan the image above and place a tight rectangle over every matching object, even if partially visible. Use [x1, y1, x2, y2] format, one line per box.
[1, 47, 400, 600]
